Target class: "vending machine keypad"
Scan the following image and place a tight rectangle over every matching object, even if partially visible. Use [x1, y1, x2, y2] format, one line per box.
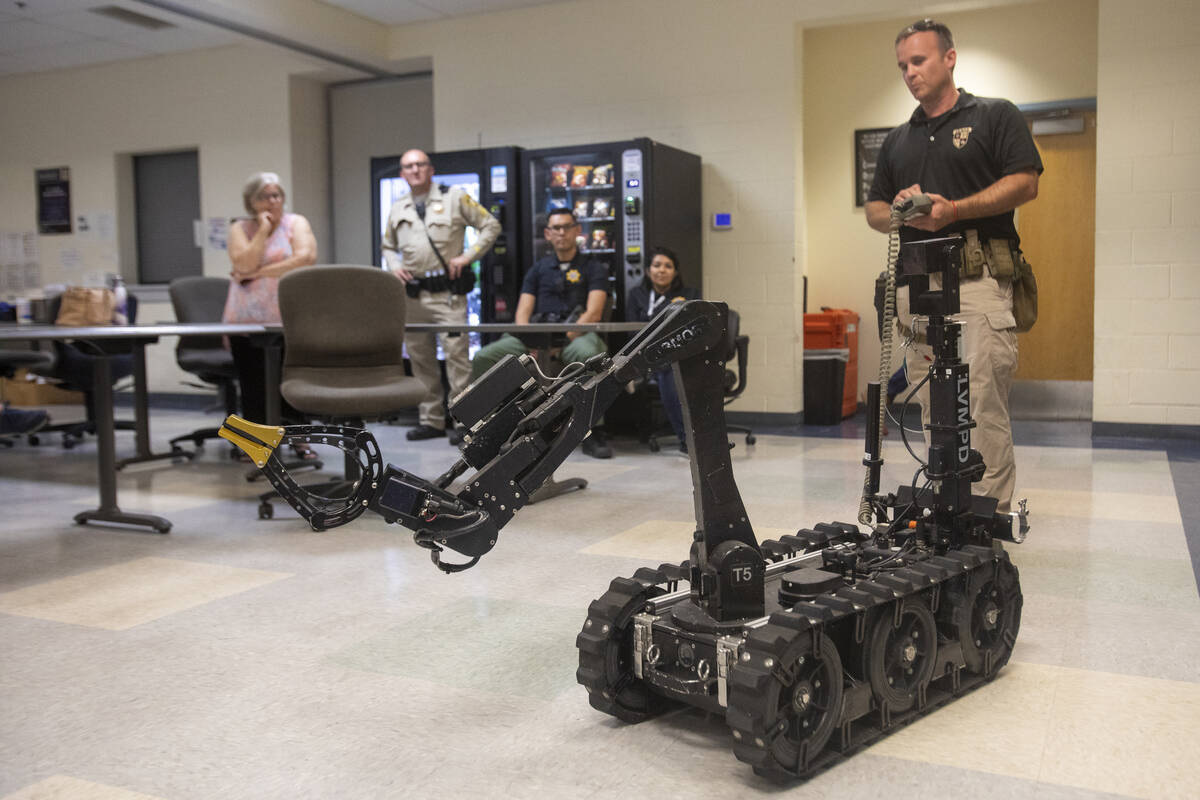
[622, 149, 645, 290]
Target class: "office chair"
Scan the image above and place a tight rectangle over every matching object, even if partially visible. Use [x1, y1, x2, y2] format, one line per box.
[167, 276, 239, 454]
[32, 293, 140, 449]
[646, 307, 755, 451]
[257, 264, 426, 520]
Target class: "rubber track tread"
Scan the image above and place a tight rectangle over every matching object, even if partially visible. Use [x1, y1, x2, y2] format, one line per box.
[576, 572, 675, 723]
[724, 538, 1020, 781]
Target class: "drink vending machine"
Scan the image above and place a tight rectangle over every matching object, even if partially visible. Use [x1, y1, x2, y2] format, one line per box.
[520, 139, 701, 322]
[370, 146, 526, 350]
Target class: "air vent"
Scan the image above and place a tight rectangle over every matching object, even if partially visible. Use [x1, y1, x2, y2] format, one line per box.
[88, 5, 176, 31]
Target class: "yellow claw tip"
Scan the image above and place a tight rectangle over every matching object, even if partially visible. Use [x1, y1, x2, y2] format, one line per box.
[218, 414, 284, 467]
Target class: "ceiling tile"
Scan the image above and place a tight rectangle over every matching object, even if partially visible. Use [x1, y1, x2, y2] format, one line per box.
[322, 0, 566, 25]
[0, 36, 149, 74]
[5, 0, 110, 19]
[38, 8, 175, 38]
[0, 0, 575, 77]
[319, 1, 442, 25]
[0, 18, 90, 51]
[117, 25, 237, 54]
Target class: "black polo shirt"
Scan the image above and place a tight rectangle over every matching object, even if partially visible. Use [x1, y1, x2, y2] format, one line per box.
[869, 91, 1043, 245]
[520, 250, 608, 318]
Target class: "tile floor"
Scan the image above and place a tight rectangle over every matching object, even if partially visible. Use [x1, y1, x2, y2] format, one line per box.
[1, 404, 1198, 799]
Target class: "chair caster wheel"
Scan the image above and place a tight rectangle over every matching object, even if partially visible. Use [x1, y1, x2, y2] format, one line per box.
[746, 434, 757, 445]
[648, 439, 660, 453]
[28, 434, 39, 446]
[63, 437, 75, 450]
[258, 502, 274, 520]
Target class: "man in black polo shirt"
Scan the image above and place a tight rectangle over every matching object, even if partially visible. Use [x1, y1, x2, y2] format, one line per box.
[866, 18, 1043, 513]
[469, 208, 612, 457]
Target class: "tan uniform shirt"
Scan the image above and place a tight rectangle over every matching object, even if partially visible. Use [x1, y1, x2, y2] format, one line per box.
[381, 183, 500, 278]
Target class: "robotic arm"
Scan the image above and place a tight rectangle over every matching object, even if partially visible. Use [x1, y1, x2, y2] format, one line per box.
[221, 301, 754, 573]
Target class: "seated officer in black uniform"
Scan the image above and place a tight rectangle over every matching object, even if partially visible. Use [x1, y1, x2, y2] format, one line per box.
[469, 208, 612, 457]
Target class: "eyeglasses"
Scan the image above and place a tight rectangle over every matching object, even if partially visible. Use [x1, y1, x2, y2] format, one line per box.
[546, 223, 578, 233]
[401, 161, 431, 170]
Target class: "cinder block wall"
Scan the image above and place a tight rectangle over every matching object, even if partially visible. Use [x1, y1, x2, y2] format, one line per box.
[1093, 0, 1200, 425]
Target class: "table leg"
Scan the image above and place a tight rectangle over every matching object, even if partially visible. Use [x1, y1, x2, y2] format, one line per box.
[116, 341, 195, 470]
[263, 338, 282, 425]
[243, 335, 321, 482]
[75, 352, 172, 534]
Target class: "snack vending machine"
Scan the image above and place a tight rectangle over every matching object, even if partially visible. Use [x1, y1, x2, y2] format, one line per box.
[520, 139, 701, 321]
[370, 146, 525, 340]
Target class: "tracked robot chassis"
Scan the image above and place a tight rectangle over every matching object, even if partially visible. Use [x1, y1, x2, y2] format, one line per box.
[221, 238, 1026, 780]
[574, 234, 1026, 780]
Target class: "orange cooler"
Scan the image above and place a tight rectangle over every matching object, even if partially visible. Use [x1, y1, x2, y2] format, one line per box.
[803, 308, 859, 418]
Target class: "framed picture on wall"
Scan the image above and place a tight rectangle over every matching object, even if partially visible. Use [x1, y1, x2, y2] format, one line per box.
[853, 128, 891, 207]
[36, 167, 72, 234]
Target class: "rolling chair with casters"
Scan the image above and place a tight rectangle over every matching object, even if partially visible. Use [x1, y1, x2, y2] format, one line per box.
[646, 307, 755, 452]
[0, 349, 55, 446]
[256, 264, 426, 521]
[166, 276, 240, 455]
[32, 293, 141, 450]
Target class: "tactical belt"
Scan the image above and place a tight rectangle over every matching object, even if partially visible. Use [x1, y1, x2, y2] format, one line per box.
[405, 269, 476, 297]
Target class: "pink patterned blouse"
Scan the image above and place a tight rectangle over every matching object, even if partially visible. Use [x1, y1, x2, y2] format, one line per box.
[221, 213, 301, 324]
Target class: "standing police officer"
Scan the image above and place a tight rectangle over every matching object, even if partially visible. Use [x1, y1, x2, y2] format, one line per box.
[865, 19, 1042, 513]
[382, 149, 501, 442]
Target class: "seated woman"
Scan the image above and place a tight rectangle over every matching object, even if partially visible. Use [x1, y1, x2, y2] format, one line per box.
[625, 246, 700, 452]
[222, 171, 317, 427]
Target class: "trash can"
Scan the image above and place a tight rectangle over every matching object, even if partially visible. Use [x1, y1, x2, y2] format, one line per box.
[803, 348, 849, 426]
[804, 309, 859, 418]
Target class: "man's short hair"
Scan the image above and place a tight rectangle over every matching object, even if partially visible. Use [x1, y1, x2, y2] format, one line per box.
[545, 208, 577, 225]
[895, 18, 954, 53]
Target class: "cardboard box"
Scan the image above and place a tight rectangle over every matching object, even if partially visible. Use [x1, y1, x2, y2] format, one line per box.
[1, 369, 85, 406]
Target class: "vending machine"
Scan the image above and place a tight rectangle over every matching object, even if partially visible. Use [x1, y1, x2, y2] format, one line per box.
[370, 146, 525, 338]
[520, 139, 701, 321]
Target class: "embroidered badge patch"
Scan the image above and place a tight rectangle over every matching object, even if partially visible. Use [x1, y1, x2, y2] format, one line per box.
[565, 268, 582, 284]
[953, 127, 973, 149]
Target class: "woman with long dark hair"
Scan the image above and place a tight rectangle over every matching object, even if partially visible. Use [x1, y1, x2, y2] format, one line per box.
[626, 246, 700, 452]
